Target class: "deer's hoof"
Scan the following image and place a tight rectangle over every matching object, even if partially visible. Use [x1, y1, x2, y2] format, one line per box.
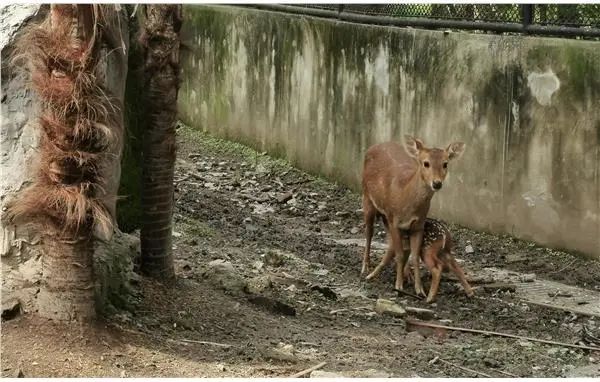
[415, 285, 427, 297]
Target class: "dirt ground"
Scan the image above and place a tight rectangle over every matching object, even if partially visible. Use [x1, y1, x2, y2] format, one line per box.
[2, 125, 600, 377]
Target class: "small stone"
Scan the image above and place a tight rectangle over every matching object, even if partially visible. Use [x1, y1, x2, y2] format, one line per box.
[247, 275, 273, 294]
[311, 371, 342, 378]
[374, 298, 406, 317]
[518, 340, 533, 348]
[264, 250, 285, 267]
[465, 245, 475, 254]
[277, 191, 294, 204]
[335, 211, 351, 218]
[350, 227, 360, 235]
[404, 306, 436, 320]
[172, 231, 182, 238]
[203, 260, 247, 294]
[519, 273, 536, 282]
[1, 298, 21, 321]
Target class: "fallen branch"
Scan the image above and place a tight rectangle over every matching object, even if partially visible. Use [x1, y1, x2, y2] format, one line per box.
[394, 288, 424, 301]
[495, 369, 520, 378]
[407, 320, 600, 352]
[433, 356, 492, 378]
[176, 338, 233, 348]
[290, 361, 327, 378]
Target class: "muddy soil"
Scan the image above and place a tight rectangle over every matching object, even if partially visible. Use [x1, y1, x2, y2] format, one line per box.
[2, 125, 600, 377]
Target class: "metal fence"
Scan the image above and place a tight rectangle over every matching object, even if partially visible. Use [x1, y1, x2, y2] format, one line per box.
[249, 4, 600, 38]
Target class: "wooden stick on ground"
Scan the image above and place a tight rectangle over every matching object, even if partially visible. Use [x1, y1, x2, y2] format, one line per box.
[177, 338, 234, 348]
[495, 369, 520, 378]
[407, 320, 600, 352]
[290, 362, 327, 378]
[433, 357, 493, 378]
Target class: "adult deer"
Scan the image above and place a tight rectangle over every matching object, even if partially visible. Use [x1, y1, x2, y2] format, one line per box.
[361, 136, 466, 296]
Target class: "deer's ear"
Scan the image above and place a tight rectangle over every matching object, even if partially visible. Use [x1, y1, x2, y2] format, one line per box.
[447, 142, 466, 160]
[404, 135, 423, 159]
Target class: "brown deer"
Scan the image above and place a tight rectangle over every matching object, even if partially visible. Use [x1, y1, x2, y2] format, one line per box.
[361, 136, 465, 296]
[403, 218, 474, 303]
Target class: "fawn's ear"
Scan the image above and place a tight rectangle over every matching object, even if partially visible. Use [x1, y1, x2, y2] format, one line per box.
[447, 142, 466, 160]
[404, 135, 424, 159]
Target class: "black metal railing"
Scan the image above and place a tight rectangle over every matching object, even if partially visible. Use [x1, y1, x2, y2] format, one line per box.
[247, 4, 600, 38]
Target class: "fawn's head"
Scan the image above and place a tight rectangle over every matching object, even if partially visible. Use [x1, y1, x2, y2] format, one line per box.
[404, 135, 466, 192]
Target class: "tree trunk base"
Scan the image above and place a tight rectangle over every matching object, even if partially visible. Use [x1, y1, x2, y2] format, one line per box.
[37, 236, 96, 321]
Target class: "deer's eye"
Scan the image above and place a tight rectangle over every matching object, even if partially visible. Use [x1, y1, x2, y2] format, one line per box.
[443, 162, 448, 169]
[423, 161, 430, 168]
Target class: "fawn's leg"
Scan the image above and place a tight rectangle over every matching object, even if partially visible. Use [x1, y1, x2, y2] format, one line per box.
[361, 195, 377, 276]
[426, 265, 443, 303]
[448, 256, 474, 297]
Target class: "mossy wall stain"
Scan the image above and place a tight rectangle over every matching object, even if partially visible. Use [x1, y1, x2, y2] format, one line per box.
[179, 5, 600, 259]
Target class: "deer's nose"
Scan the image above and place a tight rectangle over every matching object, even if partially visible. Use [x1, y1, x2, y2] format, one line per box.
[432, 181, 443, 190]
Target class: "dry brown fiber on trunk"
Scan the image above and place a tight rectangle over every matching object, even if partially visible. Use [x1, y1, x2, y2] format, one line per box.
[3, 4, 125, 321]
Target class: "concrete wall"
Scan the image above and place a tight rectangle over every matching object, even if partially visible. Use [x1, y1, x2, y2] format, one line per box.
[179, 5, 600, 259]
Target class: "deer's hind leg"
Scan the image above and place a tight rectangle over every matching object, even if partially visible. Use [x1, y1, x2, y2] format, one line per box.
[361, 194, 377, 277]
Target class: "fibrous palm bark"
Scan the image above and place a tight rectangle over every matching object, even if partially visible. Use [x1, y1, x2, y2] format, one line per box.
[5, 4, 125, 321]
[139, 5, 182, 280]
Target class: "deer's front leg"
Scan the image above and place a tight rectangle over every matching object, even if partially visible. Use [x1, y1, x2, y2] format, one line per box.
[409, 230, 426, 297]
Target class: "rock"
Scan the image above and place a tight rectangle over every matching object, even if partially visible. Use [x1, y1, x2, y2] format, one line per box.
[252, 260, 264, 271]
[277, 191, 294, 204]
[374, 298, 406, 317]
[335, 211, 351, 218]
[483, 357, 500, 368]
[483, 283, 516, 293]
[518, 340, 533, 348]
[203, 260, 247, 294]
[465, 245, 475, 254]
[519, 273, 536, 282]
[310, 370, 342, 378]
[247, 295, 296, 316]
[405, 306, 436, 320]
[405, 331, 424, 341]
[247, 275, 273, 294]
[264, 250, 285, 267]
[349, 369, 391, 378]
[311, 369, 390, 378]
[338, 288, 368, 299]
[350, 227, 360, 235]
[1, 298, 21, 320]
[261, 343, 299, 363]
[564, 364, 600, 377]
[311, 285, 337, 300]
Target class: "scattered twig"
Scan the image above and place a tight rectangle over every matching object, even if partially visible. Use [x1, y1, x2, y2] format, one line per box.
[290, 361, 327, 378]
[548, 258, 578, 275]
[407, 320, 600, 352]
[394, 288, 424, 301]
[432, 356, 493, 378]
[176, 338, 234, 348]
[495, 369, 520, 378]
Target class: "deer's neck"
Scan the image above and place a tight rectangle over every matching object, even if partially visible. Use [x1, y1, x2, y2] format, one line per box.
[403, 168, 434, 202]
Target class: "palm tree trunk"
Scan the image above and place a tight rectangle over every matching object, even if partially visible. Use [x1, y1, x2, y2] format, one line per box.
[37, 235, 95, 320]
[6, 4, 125, 321]
[139, 5, 182, 280]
